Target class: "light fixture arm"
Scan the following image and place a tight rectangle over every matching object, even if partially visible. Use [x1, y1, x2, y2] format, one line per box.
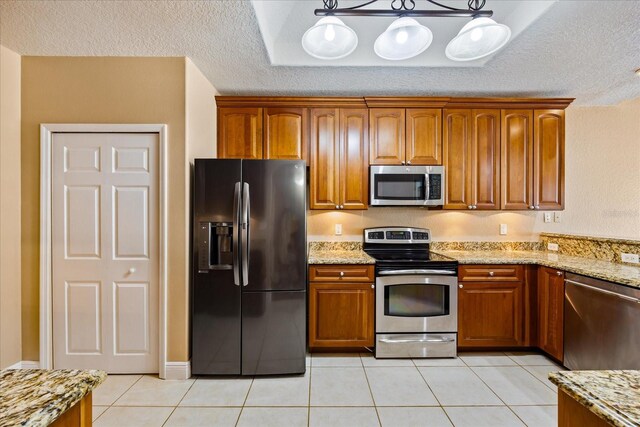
[314, 0, 493, 18]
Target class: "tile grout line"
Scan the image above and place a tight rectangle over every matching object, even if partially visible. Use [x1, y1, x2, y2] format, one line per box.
[160, 374, 198, 427]
[94, 374, 145, 423]
[360, 353, 382, 427]
[235, 376, 255, 427]
[307, 355, 312, 427]
[413, 358, 458, 427]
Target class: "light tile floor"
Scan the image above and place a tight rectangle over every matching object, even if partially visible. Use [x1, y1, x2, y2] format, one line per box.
[92, 351, 564, 427]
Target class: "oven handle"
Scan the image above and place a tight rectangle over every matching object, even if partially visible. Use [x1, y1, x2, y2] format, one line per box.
[379, 337, 455, 344]
[378, 269, 457, 276]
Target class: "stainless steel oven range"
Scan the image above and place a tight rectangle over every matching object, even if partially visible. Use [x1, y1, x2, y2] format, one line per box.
[363, 227, 459, 358]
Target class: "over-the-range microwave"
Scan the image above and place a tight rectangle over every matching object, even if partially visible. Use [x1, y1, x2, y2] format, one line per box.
[370, 165, 444, 206]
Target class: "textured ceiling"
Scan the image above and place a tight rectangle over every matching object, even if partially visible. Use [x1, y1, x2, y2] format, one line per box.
[1, 0, 639, 105]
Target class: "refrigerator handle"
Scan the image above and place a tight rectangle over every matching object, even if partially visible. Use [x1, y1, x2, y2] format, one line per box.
[233, 182, 241, 286]
[242, 182, 250, 286]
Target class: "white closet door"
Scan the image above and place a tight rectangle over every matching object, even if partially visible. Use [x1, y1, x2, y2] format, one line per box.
[52, 133, 159, 373]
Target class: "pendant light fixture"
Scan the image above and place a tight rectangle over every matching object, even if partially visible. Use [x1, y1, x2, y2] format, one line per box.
[374, 17, 433, 61]
[302, 16, 358, 60]
[445, 17, 511, 61]
[303, 0, 511, 62]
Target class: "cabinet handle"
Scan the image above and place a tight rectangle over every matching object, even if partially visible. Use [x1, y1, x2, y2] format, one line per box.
[459, 284, 463, 288]
[489, 271, 495, 277]
[339, 271, 345, 277]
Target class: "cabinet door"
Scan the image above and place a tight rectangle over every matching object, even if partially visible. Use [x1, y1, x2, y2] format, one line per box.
[443, 109, 472, 209]
[309, 109, 340, 210]
[406, 109, 442, 165]
[501, 110, 534, 209]
[369, 109, 405, 164]
[309, 282, 374, 348]
[217, 107, 263, 159]
[538, 267, 564, 361]
[534, 110, 564, 210]
[472, 110, 501, 210]
[263, 107, 308, 161]
[458, 281, 524, 348]
[340, 109, 369, 210]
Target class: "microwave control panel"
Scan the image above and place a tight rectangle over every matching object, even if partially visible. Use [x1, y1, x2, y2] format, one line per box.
[428, 175, 442, 200]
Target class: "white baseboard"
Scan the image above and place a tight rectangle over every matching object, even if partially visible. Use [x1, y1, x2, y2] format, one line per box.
[5, 360, 40, 369]
[164, 361, 191, 380]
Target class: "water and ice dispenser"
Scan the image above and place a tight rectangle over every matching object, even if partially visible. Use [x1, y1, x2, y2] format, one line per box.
[198, 222, 234, 272]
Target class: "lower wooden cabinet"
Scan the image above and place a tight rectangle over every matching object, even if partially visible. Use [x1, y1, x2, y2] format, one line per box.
[308, 265, 374, 349]
[538, 266, 565, 361]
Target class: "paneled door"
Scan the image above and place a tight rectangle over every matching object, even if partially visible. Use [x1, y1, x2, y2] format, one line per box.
[52, 133, 159, 373]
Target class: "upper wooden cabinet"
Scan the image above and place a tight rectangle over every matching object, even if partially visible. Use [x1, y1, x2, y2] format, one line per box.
[501, 110, 534, 210]
[310, 108, 368, 210]
[218, 107, 308, 161]
[534, 110, 565, 210]
[443, 109, 500, 210]
[370, 108, 442, 165]
[538, 266, 565, 362]
[218, 107, 263, 159]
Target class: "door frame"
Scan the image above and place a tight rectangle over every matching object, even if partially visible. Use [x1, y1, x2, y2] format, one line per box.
[39, 124, 169, 378]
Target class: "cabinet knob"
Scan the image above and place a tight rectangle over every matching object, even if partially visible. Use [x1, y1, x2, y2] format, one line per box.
[371, 284, 375, 289]
[489, 271, 495, 277]
[556, 271, 563, 276]
[340, 271, 345, 277]
[535, 206, 540, 210]
[473, 205, 477, 209]
[468, 205, 473, 209]
[459, 284, 464, 289]
[407, 161, 411, 165]
[335, 205, 339, 209]
[340, 205, 344, 209]
[128, 267, 136, 275]
[529, 205, 535, 210]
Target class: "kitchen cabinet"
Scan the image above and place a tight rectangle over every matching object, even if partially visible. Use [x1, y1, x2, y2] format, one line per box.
[370, 108, 442, 165]
[501, 109, 534, 210]
[534, 109, 564, 210]
[218, 107, 263, 159]
[458, 265, 525, 348]
[538, 266, 564, 361]
[308, 265, 375, 349]
[310, 108, 368, 210]
[217, 107, 308, 161]
[443, 109, 500, 210]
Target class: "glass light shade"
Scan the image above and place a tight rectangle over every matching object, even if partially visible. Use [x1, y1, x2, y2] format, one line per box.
[374, 17, 433, 61]
[445, 17, 511, 62]
[302, 17, 358, 60]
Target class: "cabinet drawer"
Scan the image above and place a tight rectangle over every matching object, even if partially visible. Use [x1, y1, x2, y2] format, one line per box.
[309, 265, 374, 282]
[459, 265, 524, 282]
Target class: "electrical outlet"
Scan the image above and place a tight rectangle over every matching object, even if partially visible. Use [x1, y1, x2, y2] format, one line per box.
[335, 224, 342, 235]
[499, 224, 508, 235]
[544, 212, 552, 223]
[554, 212, 562, 223]
[548, 243, 559, 251]
[621, 253, 640, 264]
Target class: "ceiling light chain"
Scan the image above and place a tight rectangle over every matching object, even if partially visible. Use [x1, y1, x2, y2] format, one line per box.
[302, 0, 511, 61]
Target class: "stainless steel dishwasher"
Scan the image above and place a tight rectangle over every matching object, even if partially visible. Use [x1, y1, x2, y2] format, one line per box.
[564, 272, 640, 370]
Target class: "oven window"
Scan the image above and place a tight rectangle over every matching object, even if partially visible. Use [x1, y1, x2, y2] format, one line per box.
[384, 284, 450, 317]
[374, 174, 426, 200]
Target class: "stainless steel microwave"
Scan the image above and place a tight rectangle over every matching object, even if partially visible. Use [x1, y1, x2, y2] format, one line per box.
[370, 165, 445, 206]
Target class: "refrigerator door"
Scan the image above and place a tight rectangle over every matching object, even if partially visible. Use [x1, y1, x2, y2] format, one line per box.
[192, 159, 242, 375]
[241, 160, 307, 292]
[242, 290, 306, 375]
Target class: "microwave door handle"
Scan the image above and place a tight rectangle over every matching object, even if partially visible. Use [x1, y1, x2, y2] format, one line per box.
[425, 173, 430, 201]
[233, 182, 241, 286]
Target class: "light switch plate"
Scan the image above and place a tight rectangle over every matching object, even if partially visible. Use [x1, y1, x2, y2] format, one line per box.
[621, 253, 640, 264]
[548, 243, 559, 251]
[335, 224, 342, 235]
[499, 224, 508, 235]
[554, 212, 562, 222]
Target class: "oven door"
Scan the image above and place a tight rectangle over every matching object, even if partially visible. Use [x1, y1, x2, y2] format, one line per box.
[370, 166, 444, 206]
[376, 274, 458, 333]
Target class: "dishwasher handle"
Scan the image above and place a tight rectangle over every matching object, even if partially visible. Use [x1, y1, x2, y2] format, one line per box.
[565, 279, 640, 304]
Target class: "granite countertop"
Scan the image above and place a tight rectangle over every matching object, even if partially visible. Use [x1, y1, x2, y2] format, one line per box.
[308, 249, 375, 264]
[434, 250, 640, 288]
[549, 370, 640, 427]
[0, 369, 106, 427]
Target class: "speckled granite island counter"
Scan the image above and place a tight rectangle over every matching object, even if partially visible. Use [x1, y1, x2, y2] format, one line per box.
[0, 369, 106, 427]
[308, 242, 375, 264]
[550, 370, 640, 427]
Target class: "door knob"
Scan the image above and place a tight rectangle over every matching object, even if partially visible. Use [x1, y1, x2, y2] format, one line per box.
[128, 268, 136, 274]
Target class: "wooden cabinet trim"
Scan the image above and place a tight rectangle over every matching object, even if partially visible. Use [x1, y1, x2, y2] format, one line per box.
[309, 265, 375, 282]
[263, 107, 308, 161]
[217, 107, 263, 159]
[217, 96, 367, 108]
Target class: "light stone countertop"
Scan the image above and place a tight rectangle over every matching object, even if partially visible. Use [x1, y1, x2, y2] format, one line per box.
[0, 369, 106, 427]
[434, 250, 640, 288]
[549, 370, 640, 427]
[308, 249, 375, 265]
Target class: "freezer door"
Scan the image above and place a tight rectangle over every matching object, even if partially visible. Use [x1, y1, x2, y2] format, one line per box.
[192, 159, 242, 375]
[241, 160, 307, 292]
[242, 290, 306, 375]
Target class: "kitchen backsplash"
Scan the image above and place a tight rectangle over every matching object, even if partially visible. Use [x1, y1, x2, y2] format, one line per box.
[540, 233, 640, 264]
[430, 241, 543, 251]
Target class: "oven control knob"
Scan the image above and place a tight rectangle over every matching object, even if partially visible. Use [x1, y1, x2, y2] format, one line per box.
[339, 271, 345, 277]
[458, 284, 463, 288]
[489, 271, 495, 276]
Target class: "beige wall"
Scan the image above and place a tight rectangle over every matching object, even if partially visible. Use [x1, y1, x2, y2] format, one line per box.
[0, 45, 22, 368]
[309, 96, 640, 242]
[21, 57, 190, 361]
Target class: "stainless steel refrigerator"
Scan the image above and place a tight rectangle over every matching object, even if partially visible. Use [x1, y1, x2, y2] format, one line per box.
[191, 159, 307, 376]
